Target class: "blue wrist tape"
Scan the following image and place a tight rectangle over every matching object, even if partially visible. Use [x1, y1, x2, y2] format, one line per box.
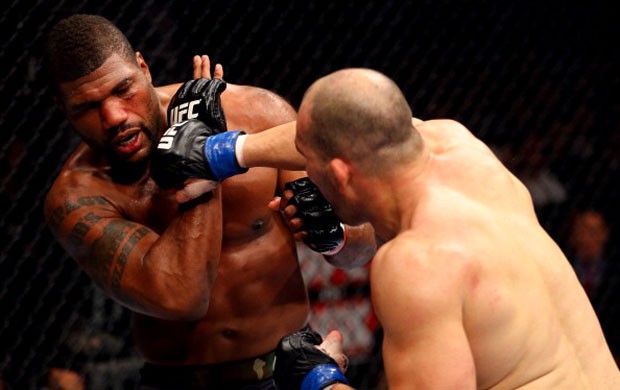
[301, 364, 349, 390]
[203, 130, 249, 181]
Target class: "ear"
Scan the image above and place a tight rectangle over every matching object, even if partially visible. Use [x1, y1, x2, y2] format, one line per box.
[135, 52, 152, 83]
[329, 158, 351, 194]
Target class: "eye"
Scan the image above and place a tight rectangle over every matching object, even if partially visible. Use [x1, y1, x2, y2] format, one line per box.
[114, 78, 135, 98]
[117, 85, 133, 98]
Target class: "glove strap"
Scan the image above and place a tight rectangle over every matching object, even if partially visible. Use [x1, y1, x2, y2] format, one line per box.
[203, 130, 249, 181]
[320, 224, 347, 256]
[301, 364, 349, 390]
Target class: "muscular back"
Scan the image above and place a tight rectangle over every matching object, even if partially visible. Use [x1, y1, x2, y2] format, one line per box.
[45, 83, 309, 364]
[372, 120, 619, 389]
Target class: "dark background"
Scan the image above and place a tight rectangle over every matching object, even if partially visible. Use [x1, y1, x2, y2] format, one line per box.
[1, 1, 618, 388]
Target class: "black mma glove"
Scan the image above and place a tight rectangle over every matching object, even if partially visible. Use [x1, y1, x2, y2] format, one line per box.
[151, 119, 247, 188]
[274, 330, 349, 390]
[285, 177, 347, 255]
[167, 78, 228, 131]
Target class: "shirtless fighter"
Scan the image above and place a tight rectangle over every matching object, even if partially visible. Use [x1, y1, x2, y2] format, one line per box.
[272, 68, 620, 389]
[42, 15, 375, 389]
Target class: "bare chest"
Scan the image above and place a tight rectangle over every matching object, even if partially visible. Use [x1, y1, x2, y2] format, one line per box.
[118, 167, 279, 238]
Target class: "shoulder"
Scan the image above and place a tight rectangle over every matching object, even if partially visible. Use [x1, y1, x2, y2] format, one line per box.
[371, 233, 473, 304]
[221, 83, 296, 133]
[225, 83, 296, 115]
[418, 118, 491, 155]
[418, 119, 474, 140]
[44, 147, 119, 229]
[155, 83, 182, 110]
[224, 83, 287, 103]
[156, 81, 296, 131]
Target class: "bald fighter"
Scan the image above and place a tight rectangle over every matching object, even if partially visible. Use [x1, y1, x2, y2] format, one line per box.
[43, 15, 375, 389]
[272, 68, 620, 389]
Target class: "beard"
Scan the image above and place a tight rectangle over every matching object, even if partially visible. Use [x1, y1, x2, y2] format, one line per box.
[103, 121, 159, 184]
[108, 120, 157, 159]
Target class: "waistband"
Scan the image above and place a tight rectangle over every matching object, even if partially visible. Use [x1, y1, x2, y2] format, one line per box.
[139, 350, 276, 387]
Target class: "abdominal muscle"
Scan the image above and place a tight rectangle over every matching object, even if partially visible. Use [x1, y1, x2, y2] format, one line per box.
[132, 214, 310, 365]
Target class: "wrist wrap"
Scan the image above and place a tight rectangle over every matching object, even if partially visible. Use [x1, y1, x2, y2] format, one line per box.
[204, 130, 249, 181]
[301, 364, 349, 390]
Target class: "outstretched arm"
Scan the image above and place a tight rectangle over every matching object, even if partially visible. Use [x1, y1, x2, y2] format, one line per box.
[241, 120, 305, 170]
[241, 117, 428, 171]
[191, 55, 306, 170]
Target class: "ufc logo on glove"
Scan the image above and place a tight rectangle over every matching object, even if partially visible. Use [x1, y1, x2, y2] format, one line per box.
[169, 100, 201, 125]
[157, 122, 183, 150]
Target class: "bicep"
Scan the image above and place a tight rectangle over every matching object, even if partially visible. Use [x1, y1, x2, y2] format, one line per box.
[381, 315, 476, 389]
[372, 245, 476, 389]
[45, 194, 157, 294]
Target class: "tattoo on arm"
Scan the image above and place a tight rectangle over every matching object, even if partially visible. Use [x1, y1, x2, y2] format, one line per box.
[90, 220, 135, 285]
[68, 212, 103, 247]
[110, 226, 149, 291]
[49, 195, 154, 295]
[89, 220, 151, 288]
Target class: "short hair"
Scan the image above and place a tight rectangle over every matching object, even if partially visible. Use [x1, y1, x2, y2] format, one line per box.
[304, 69, 421, 174]
[44, 14, 136, 87]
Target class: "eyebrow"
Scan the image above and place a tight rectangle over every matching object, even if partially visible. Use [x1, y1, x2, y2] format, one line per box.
[111, 77, 132, 94]
[68, 77, 133, 113]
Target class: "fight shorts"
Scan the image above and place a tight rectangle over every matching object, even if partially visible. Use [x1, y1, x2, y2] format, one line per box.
[137, 350, 277, 390]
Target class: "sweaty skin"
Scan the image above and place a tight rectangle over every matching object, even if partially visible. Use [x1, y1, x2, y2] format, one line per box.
[369, 119, 620, 389]
[44, 53, 310, 364]
[295, 71, 620, 389]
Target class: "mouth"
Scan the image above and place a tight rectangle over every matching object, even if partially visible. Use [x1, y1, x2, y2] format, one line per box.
[118, 133, 139, 146]
[113, 129, 143, 157]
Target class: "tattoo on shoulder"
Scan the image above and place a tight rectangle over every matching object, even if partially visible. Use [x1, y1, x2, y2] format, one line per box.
[48, 196, 110, 229]
[67, 212, 103, 248]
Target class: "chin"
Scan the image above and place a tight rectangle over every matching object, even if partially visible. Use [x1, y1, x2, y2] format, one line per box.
[110, 148, 150, 166]
[129, 149, 152, 164]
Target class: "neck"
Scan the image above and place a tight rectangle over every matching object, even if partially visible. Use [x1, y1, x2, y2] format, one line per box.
[365, 147, 431, 241]
[108, 156, 150, 184]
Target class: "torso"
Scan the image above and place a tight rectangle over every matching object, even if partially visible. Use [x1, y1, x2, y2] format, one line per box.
[373, 119, 619, 389]
[129, 167, 309, 364]
[53, 83, 309, 364]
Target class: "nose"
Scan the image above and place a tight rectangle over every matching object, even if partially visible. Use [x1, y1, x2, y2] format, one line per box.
[100, 97, 128, 130]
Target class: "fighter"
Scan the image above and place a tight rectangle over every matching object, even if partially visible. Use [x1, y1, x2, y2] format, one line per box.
[43, 14, 375, 389]
[270, 68, 620, 389]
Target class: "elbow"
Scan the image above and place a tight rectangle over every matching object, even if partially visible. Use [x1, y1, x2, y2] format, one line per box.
[166, 299, 210, 321]
[145, 289, 211, 321]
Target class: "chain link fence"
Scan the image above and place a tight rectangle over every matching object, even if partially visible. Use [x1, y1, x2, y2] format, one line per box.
[1, 1, 618, 388]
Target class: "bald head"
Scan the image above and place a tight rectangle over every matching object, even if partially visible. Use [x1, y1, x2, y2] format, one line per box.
[298, 68, 421, 174]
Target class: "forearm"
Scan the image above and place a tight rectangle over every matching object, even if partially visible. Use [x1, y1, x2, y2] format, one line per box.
[324, 223, 376, 269]
[326, 384, 355, 390]
[241, 121, 306, 170]
[132, 190, 223, 320]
